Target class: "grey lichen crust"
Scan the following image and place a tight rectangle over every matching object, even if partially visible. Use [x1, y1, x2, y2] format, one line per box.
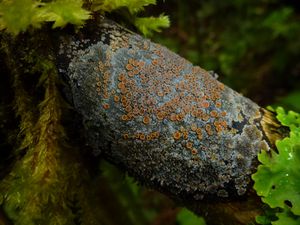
[60, 19, 269, 201]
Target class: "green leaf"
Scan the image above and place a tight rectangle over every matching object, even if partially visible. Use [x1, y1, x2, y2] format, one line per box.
[43, 0, 90, 28]
[0, 0, 44, 35]
[134, 14, 170, 37]
[252, 107, 300, 224]
[273, 207, 300, 225]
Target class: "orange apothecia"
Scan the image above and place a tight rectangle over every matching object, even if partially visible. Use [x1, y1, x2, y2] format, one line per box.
[143, 115, 151, 124]
[215, 101, 222, 108]
[114, 95, 120, 102]
[121, 115, 128, 121]
[170, 113, 177, 121]
[139, 133, 145, 140]
[126, 63, 134, 71]
[103, 103, 110, 110]
[202, 101, 210, 108]
[186, 141, 193, 149]
[146, 135, 152, 141]
[221, 111, 227, 117]
[191, 148, 198, 155]
[173, 131, 181, 140]
[156, 111, 165, 120]
[123, 133, 129, 140]
[210, 110, 218, 118]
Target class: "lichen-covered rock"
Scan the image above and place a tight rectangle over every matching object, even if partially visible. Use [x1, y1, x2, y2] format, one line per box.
[57, 18, 269, 201]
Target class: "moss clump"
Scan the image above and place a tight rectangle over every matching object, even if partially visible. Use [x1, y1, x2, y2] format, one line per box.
[0, 0, 169, 36]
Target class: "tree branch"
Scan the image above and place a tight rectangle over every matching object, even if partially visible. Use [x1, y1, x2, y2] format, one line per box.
[56, 17, 289, 225]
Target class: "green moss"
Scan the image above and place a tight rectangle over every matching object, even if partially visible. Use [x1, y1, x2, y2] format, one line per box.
[0, 0, 170, 36]
[252, 107, 300, 224]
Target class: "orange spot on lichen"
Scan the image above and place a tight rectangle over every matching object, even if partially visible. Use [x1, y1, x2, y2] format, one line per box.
[128, 71, 135, 77]
[114, 95, 120, 102]
[150, 132, 156, 139]
[126, 64, 134, 71]
[146, 135, 152, 141]
[118, 82, 126, 90]
[143, 115, 151, 124]
[103, 103, 110, 110]
[221, 111, 227, 117]
[215, 124, 223, 133]
[170, 113, 177, 121]
[197, 133, 203, 140]
[152, 59, 159, 65]
[216, 101, 222, 108]
[123, 133, 129, 139]
[196, 128, 202, 140]
[210, 110, 218, 117]
[139, 108, 145, 115]
[157, 91, 164, 97]
[132, 60, 139, 67]
[118, 73, 125, 81]
[191, 148, 198, 155]
[176, 114, 184, 121]
[205, 124, 213, 135]
[134, 133, 140, 139]
[125, 105, 132, 112]
[157, 111, 165, 120]
[204, 113, 211, 121]
[191, 110, 197, 117]
[221, 120, 227, 127]
[186, 141, 193, 149]
[121, 115, 128, 121]
[173, 131, 181, 140]
[138, 61, 145, 68]
[140, 133, 145, 140]
[133, 69, 140, 75]
[202, 101, 210, 108]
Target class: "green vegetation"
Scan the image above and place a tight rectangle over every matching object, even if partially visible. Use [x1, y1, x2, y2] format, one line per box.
[252, 107, 300, 225]
[0, 0, 169, 36]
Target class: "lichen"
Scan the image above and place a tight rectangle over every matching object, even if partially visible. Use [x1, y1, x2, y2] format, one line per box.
[60, 19, 270, 200]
